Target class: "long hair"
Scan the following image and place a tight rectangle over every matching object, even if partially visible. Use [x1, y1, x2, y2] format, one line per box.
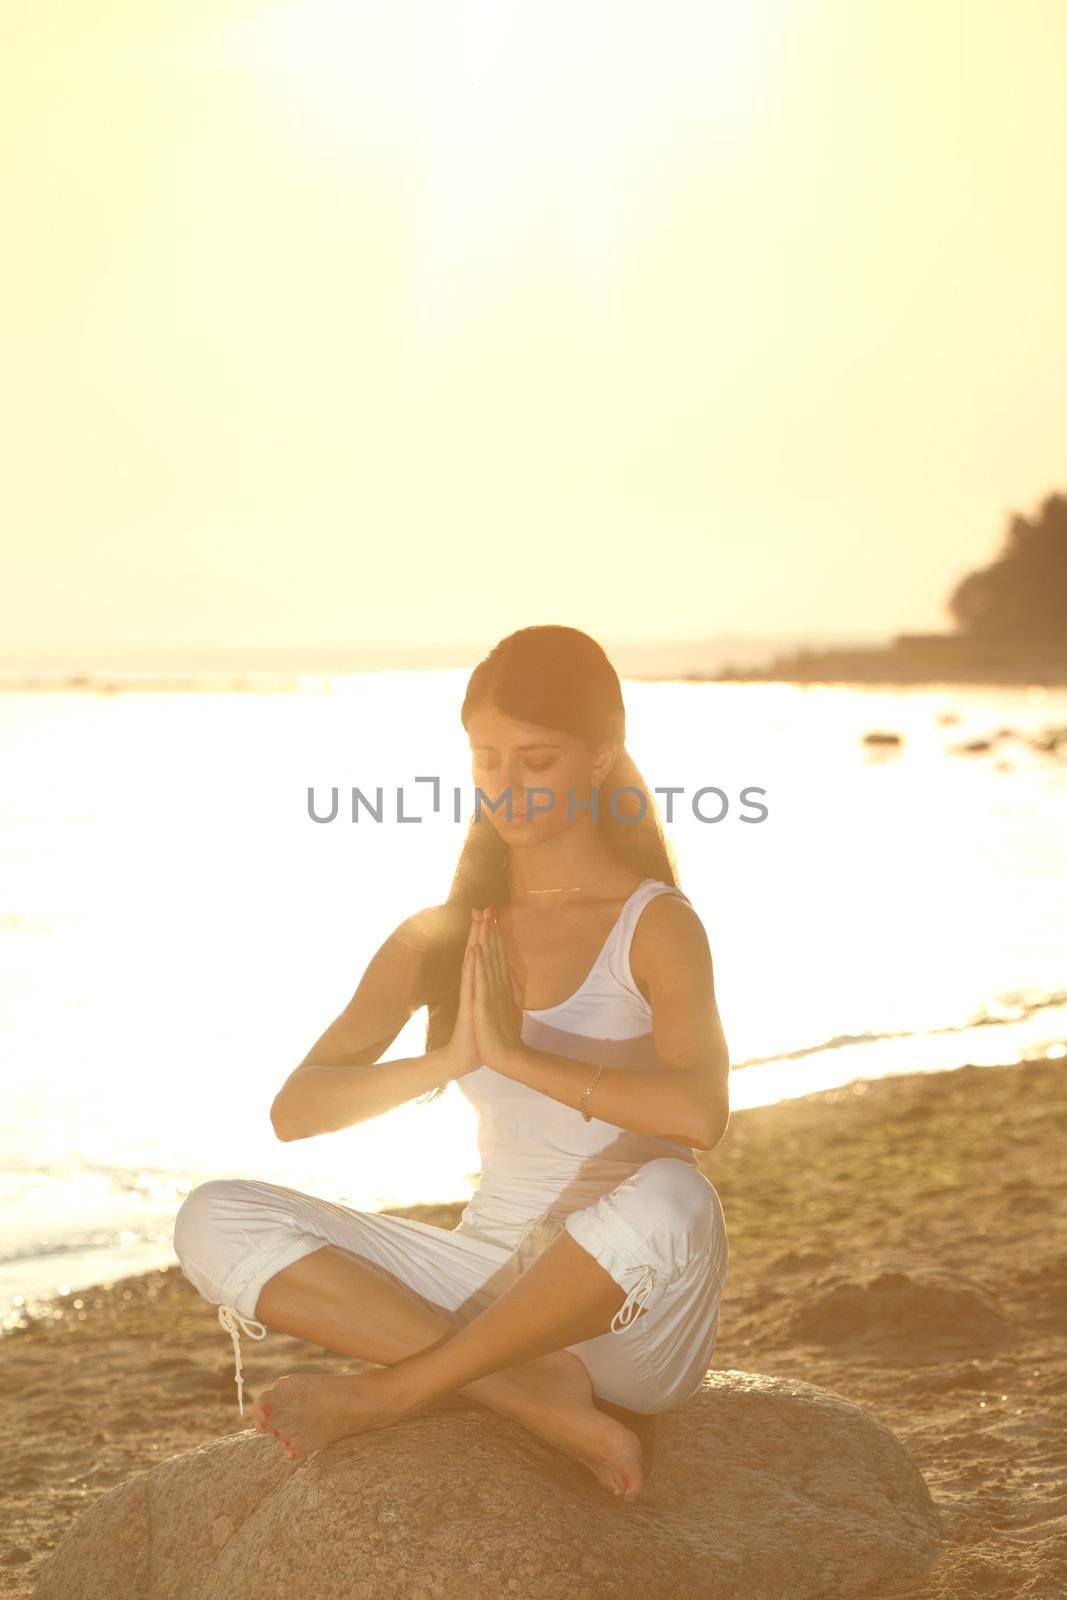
[415, 625, 681, 1103]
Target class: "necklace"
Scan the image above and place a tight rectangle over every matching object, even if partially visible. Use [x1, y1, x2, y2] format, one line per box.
[505, 865, 618, 896]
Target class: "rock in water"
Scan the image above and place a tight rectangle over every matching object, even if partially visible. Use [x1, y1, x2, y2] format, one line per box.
[33, 1370, 942, 1600]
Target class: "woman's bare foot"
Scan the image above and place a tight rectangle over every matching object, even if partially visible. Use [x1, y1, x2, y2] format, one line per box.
[251, 1353, 644, 1501]
[250, 1366, 419, 1463]
[476, 1353, 646, 1502]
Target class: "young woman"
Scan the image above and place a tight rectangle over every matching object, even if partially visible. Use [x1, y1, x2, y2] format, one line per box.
[173, 625, 730, 1503]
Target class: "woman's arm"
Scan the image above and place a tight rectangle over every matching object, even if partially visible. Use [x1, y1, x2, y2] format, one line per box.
[270, 905, 463, 1141]
[494, 894, 730, 1151]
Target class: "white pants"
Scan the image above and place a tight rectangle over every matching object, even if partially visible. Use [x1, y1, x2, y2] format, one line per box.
[172, 1156, 729, 1419]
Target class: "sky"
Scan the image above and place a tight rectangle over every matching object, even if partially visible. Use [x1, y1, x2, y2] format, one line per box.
[3, 0, 1066, 660]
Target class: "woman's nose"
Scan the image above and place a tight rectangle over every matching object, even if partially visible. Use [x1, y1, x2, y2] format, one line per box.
[497, 774, 524, 805]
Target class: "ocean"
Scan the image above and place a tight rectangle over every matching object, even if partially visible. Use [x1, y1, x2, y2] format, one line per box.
[2, 671, 1064, 1326]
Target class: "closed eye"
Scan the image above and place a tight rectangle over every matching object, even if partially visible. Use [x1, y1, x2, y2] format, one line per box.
[474, 756, 555, 773]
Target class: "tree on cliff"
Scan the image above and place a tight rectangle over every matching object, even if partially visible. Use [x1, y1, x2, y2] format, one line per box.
[947, 491, 1067, 651]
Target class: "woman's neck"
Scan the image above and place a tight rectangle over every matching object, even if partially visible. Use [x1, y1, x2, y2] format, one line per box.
[505, 842, 632, 900]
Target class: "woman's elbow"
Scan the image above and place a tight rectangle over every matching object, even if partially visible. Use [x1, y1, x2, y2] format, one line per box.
[270, 1093, 307, 1142]
[271, 1063, 327, 1141]
[694, 1097, 729, 1151]
[703, 1111, 729, 1151]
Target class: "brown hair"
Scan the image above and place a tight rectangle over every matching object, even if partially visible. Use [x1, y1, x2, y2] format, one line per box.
[415, 625, 681, 1102]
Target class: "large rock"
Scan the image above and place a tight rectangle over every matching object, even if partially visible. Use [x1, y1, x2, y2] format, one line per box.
[33, 1369, 942, 1600]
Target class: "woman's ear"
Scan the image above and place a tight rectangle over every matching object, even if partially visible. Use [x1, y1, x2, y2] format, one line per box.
[591, 741, 619, 788]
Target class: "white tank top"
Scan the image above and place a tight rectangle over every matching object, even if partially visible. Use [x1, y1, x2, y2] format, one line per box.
[456, 878, 698, 1245]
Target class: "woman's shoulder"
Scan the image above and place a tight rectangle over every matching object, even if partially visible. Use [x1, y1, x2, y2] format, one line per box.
[403, 901, 470, 948]
[629, 886, 708, 983]
[395, 902, 470, 1013]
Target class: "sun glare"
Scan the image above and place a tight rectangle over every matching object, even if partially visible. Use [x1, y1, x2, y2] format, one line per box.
[222, 0, 789, 328]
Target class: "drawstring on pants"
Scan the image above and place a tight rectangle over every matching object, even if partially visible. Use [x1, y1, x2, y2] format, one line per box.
[610, 1265, 661, 1333]
[218, 1304, 268, 1417]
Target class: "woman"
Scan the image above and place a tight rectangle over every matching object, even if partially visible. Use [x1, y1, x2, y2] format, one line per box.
[173, 625, 730, 1503]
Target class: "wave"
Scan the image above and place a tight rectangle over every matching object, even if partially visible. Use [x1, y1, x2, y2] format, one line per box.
[730, 986, 1067, 1070]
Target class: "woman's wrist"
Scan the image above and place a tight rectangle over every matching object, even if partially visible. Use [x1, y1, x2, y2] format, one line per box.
[433, 1042, 475, 1085]
[495, 1040, 530, 1078]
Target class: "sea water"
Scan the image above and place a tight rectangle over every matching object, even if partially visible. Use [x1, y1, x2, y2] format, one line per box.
[1, 671, 1064, 1323]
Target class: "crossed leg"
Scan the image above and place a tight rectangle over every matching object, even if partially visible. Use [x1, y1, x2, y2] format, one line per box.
[249, 1230, 650, 1500]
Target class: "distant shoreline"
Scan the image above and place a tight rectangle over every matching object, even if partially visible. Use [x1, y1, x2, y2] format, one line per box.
[698, 633, 1067, 687]
[5, 664, 1067, 692]
[705, 666, 1067, 687]
[0, 674, 319, 693]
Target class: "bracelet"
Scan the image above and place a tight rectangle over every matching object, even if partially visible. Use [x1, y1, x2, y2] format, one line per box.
[579, 1065, 605, 1122]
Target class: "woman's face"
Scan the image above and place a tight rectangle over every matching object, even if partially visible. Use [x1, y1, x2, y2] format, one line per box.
[466, 702, 614, 843]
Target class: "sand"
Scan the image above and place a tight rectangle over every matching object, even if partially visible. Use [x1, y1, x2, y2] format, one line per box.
[2, 1056, 1065, 1599]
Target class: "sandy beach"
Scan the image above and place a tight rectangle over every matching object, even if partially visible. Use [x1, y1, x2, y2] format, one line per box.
[3, 1055, 1065, 1599]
